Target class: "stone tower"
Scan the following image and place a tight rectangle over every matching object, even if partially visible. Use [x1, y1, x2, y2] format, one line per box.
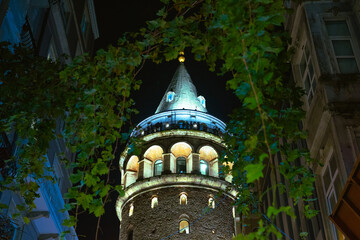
[116, 56, 237, 240]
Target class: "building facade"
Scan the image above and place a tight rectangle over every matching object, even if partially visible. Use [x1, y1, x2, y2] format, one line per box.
[116, 57, 238, 240]
[262, 0, 360, 239]
[0, 0, 98, 239]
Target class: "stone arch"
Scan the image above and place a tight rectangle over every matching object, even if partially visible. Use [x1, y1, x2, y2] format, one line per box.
[178, 214, 190, 234]
[143, 145, 164, 161]
[143, 145, 164, 178]
[170, 142, 193, 173]
[199, 145, 219, 177]
[127, 224, 134, 240]
[124, 156, 139, 188]
[170, 142, 193, 158]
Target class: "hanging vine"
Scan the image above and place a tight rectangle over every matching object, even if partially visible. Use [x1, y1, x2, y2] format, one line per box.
[0, 0, 317, 239]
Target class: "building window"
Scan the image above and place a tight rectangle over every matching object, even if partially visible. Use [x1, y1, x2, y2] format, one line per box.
[208, 197, 215, 209]
[299, 42, 317, 105]
[179, 220, 190, 234]
[322, 156, 343, 238]
[154, 160, 162, 176]
[325, 20, 359, 73]
[129, 203, 134, 216]
[166, 91, 175, 102]
[151, 196, 158, 208]
[60, 0, 71, 27]
[80, 9, 90, 38]
[176, 157, 186, 173]
[180, 193, 187, 205]
[200, 160, 209, 175]
[198, 96, 206, 108]
[127, 229, 133, 240]
[47, 41, 57, 61]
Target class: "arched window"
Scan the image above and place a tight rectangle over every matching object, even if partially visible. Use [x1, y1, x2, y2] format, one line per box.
[154, 160, 163, 176]
[198, 96, 206, 108]
[208, 197, 215, 209]
[200, 160, 209, 175]
[129, 203, 134, 216]
[180, 193, 187, 205]
[127, 229, 133, 240]
[176, 157, 186, 173]
[166, 91, 175, 102]
[151, 196, 158, 208]
[179, 220, 190, 234]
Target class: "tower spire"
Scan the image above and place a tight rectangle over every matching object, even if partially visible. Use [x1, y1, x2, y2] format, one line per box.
[155, 53, 207, 114]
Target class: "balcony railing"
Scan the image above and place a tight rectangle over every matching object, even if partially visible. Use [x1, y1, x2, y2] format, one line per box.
[131, 109, 226, 138]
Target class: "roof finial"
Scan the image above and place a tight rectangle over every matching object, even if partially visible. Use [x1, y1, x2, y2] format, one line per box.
[178, 51, 185, 63]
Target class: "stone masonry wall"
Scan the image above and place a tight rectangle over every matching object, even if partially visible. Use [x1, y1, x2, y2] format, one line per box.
[120, 187, 234, 240]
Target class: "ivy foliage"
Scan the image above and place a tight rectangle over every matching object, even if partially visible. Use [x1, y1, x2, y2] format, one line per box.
[0, 0, 317, 239]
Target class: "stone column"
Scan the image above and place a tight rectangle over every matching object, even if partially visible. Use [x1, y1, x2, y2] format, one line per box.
[137, 160, 145, 180]
[144, 159, 153, 178]
[191, 153, 200, 174]
[162, 153, 172, 174]
[210, 159, 219, 177]
[139, 158, 153, 179]
[124, 171, 137, 188]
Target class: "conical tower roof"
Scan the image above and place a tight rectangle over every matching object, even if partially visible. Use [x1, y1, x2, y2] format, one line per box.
[155, 63, 207, 113]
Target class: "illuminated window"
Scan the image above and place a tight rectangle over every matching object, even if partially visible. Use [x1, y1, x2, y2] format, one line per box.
[154, 160, 163, 176]
[180, 193, 187, 205]
[208, 197, 215, 209]
[198, 96, 206, 108]
[179, 220, 189, 234]
[129, 203, 134, 216]
[151, 196, 158, 208]
[166, 91, 175, 102]
[200, 160, 209, 175]
[176, 157, 186, 173]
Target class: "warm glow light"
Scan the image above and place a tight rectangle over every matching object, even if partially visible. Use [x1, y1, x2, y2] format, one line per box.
[209, 197, 215, 209]
[178, 51, 185, 62]
[179, 220, 189, 234]
[129, 204, 134, 216]
[144, 145, 164, 161]
[180, 193, 187, 205]
[171, 142, 192, 158]
[151, 196, 158, 208]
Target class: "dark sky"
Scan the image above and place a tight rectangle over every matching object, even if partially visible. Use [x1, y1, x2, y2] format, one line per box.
[76, 1, 239, 239]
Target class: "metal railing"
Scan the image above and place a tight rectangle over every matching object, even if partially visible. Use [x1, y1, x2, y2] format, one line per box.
[131, 109, 226, 138]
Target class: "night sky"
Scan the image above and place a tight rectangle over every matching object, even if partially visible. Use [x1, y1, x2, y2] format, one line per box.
[76, 1, 239, 239]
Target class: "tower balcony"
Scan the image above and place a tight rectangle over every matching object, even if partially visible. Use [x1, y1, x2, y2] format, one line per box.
[131, 109, 226, 138]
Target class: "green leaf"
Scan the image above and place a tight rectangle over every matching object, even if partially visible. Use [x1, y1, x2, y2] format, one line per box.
[23, 216, 30, 224]
[77, 193, 93, 209]
[244, 135, 258, 152]
[156, 7, 166, 17]
[63, 216, 76, 227]
[243, 96, 257, 110]
[94, 205, 105, 217]
[114, 185, 125, 197]
[267, 206, 295, 218]
[244, 163, 264, 183]
[16, 204, 26, 211]
[0, 203, 8, 209]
